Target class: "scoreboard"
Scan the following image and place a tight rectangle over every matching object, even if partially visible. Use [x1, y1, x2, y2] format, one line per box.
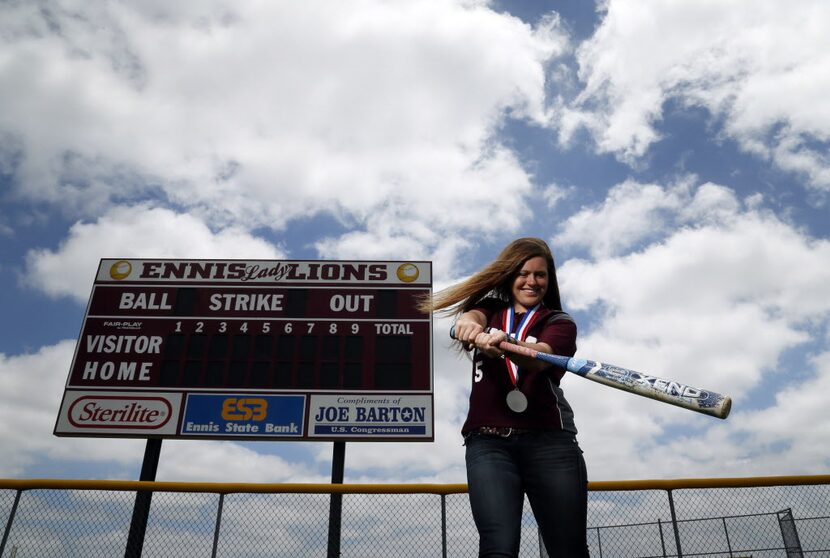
[54, 259, 433, 441]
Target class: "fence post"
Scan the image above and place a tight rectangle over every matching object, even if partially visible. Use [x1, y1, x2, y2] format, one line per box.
[124, 438, 163, 558]
[0, 489, 22, 556]
[441, 494, 447, 558]
[722, 517, 733, 557]
[667, 489, 683, 558]
[777, 508, 805, 558]
[658, 518, 667, 558]
[327, 441, 346, 558]
[211, 493, 225, 558]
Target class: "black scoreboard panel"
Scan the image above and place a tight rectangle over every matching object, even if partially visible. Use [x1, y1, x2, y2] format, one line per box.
[72, 285, 431, 392]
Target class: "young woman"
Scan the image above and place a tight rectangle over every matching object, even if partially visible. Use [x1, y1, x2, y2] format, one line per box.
[420, 238, 589, 557]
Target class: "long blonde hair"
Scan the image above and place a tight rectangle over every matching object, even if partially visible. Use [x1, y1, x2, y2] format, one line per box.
[418, 237, 563, 316]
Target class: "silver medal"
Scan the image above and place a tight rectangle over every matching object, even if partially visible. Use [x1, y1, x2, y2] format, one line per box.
[506, 389, 528, 413]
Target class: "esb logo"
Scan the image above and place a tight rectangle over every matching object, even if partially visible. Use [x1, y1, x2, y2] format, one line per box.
[221, 397, 267, 421]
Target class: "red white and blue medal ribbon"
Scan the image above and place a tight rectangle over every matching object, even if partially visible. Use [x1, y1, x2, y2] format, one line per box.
[502, 304, 540, 413]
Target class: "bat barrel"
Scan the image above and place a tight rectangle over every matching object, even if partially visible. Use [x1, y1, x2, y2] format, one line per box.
[450, 326, 732, 419]
[502, 341, 733, 420]
[582, 371, 732, 419]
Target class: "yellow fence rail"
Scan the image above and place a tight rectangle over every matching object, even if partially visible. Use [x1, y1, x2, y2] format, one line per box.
[5, 474, 829, 493]
[2, 475, 829, 557]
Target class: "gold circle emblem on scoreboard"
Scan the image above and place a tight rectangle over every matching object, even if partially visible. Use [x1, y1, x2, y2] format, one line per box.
[396, 263, 419, 283]
[109, 260, 133, 280]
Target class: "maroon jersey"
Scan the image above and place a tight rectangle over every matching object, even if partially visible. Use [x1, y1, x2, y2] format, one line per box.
[461, 299, 579, 435]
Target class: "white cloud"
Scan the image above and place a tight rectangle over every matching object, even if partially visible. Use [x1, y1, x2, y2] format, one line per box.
[0, 0, 570, 253]
[541, 182, 571, 209]
[553, 177, 741, 258]
[0, 341, 147, 477]
[553, 179, 830, 479]
[733, 351, 830, 471]
[24, 204, 284, 303]
[559, 188, 830, 324]
[637, 350, 830, 479]
[561, 0, 830, 189]
[158, 440, 325, 483]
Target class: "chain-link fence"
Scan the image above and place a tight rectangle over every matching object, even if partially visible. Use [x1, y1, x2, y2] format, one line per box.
[1, 476, 828, 557]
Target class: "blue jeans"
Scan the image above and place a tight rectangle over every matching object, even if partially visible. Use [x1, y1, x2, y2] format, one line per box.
[465, 430, 589, 557]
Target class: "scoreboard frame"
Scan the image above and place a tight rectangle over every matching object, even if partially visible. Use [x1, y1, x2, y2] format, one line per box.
[54, 259, 434, 442]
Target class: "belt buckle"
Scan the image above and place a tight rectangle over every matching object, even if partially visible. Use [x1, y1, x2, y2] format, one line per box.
[480, 426, 513, 438]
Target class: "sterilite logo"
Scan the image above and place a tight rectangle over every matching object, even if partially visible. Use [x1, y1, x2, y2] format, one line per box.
[68, 396, 172, 429]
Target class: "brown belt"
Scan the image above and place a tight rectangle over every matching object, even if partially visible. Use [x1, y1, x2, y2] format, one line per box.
[472, 426, 536, 438]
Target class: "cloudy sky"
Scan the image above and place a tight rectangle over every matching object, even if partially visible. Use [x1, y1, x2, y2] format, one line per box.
[1, 0, 829, 485]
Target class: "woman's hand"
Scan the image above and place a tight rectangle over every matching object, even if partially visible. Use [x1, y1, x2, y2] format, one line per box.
[473, 328, 508, 359]
[454, 311, 486, 350]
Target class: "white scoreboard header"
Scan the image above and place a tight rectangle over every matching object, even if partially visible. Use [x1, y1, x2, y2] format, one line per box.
[99, 259, 430, 285]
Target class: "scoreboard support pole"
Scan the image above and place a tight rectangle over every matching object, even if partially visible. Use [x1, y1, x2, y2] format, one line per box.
[124, 438, 163, 558]
[327, 441, 346, 558]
